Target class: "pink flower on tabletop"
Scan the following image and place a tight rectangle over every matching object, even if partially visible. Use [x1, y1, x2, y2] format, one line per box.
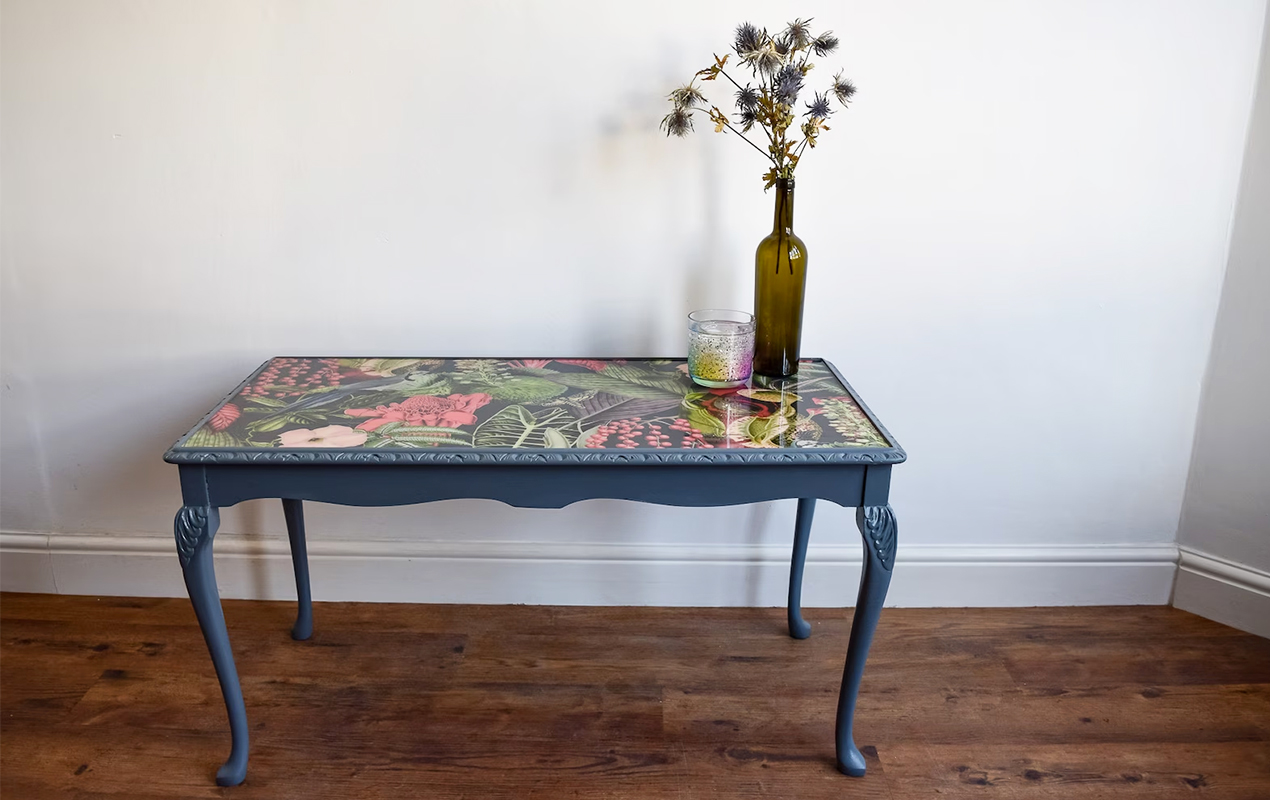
[509, 359, 550, 369]
[345, 393, 493, 431]
[278, 425, 368, 448]
[210, 403, 241, 431]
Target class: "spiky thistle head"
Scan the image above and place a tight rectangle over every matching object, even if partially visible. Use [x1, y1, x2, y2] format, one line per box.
[734, 22, 763, 55]
[806, 91, 832, 120]
[812, 31, 839, 57]
[747, 43, 782, 76]
[783, 18, 814, 50]
[669, 83, 706, 110]
[831, 71, 857, 106]
[736, 106, 759, 132]
[774, 63, 803, 106]
[660, 107, 693, 137]
[734, 85, 760, 111]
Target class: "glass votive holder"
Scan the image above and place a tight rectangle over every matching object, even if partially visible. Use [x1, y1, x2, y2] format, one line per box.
[687, 309, 755, 388]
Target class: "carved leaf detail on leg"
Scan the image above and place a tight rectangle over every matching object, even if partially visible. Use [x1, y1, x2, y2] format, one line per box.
[175, 506, 210, 568]
[856, 505, 897, 572]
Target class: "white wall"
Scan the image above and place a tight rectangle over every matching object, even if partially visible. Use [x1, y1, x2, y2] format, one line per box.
[2, 1, 1266, 605]
[1173, 7, 1270, 636]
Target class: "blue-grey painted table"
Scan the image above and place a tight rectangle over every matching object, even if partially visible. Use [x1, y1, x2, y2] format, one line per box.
[164, 357, 905, 786]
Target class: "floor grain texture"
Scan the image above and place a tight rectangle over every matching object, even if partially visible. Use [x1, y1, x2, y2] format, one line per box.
[2, 593, 1268, 799]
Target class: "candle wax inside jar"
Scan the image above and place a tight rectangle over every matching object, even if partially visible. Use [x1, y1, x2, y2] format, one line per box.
[696, 320, 748, 335]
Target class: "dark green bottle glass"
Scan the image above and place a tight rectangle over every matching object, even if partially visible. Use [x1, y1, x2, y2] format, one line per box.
[753, 177, 807, 379]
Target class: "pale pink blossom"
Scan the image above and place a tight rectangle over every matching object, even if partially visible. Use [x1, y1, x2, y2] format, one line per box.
[278, 425, 368, 448]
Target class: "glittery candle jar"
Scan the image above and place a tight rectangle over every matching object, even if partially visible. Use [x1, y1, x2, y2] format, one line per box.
[687, 309, 756, 389]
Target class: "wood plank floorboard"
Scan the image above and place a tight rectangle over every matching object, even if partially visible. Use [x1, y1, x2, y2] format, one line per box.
[2, 593, 1268, 799]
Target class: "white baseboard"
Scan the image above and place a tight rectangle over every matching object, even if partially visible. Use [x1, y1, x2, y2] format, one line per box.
[1172, 546, 1270, 638]
[1, 531, 1178, 607]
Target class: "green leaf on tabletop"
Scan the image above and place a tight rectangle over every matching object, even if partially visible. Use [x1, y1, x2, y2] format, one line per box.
[184, 428, 243, 448]
[737, 389, 792, 404]
[452, 360, 511, 386]
[748, 413, 794, 445]
[488, 377, 568, 403]
[686, 406, 727, 438]
[386, 435, 470, 446]
[602, 364, 688, 393]
[247, 396, 288, 409]
[542, 427, 571, 449]
[248, 415, 294, 433]
[580, 396, 682, 426]
[474, 405, 575, 449]
[357, 358, 428, 376]
[400, 379, 453, 397]
[533, 372, 681, 400]
[386, 426, 473, 444]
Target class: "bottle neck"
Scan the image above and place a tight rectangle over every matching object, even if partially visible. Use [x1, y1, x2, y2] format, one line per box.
[771, 178, 795, 234]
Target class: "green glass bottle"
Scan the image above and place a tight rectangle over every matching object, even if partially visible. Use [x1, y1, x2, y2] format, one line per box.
[753, 177, 807, 379]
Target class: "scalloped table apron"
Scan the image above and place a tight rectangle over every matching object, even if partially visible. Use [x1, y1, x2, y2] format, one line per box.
[165, 357, 906, 786]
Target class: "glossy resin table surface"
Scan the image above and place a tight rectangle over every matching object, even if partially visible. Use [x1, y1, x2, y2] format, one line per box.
[167, 357, 904, 464]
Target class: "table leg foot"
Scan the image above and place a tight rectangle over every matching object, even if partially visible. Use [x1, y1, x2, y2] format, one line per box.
[282, 499, 313, 641]
[834, 504, 896, 778]
[176, 506, 250, 787]
[787, 498, 816, 639]
[215, 756, 249, 788]
[837, 744, 868, 777]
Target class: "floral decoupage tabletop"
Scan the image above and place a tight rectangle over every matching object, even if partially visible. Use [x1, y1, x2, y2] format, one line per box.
[169, 358, 903, 463]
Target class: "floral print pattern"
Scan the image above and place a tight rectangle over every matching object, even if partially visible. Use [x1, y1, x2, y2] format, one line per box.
[178, 358, 890, 451]
[346, 393, 493, 431]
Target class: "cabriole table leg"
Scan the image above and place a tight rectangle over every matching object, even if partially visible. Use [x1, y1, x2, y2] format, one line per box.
[787, 498, 816, 639]
[282, 498, 313, 641]
[835, 504, 897, 776]
[175, 505, 250, 786]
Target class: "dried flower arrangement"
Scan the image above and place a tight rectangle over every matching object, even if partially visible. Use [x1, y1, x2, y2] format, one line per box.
[661, 18, 857, 188]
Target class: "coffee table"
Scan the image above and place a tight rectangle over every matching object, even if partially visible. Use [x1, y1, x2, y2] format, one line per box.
[164, 357, 905, 786]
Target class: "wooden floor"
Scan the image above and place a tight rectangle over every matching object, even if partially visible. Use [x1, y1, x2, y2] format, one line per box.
[2, 594, 1268, 799]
